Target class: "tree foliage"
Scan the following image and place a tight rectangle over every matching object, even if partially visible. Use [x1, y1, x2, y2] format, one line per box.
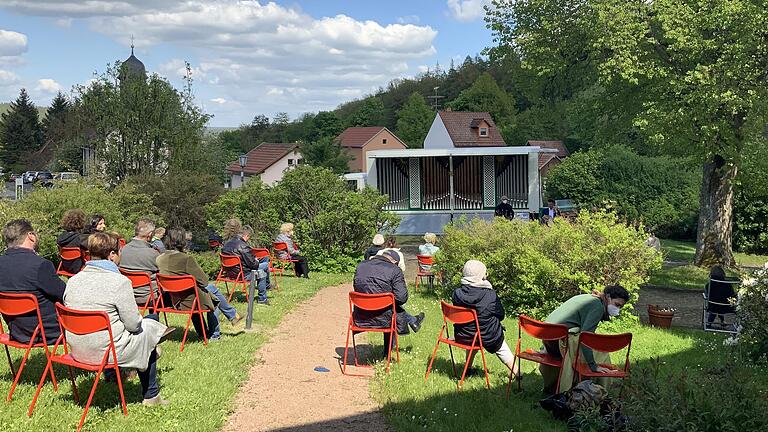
[0, 88, 43, 171]
[395, 92, 433, 148]
[298, 136, 351, 174]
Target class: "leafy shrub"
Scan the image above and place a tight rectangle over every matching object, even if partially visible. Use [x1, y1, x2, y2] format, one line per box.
[731, 272, 768, 360]
[206, 165, 399, 273]
[190, 251, 221, 280]
[435, 211, 661, 317]
[546, 146, 700, 238]
[0, 181, 160, 262]
[733, 187, 768, 254]
[620, 359, 768, 432]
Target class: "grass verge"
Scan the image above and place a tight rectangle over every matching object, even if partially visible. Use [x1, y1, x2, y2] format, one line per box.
[369, 291, 755, 432]
[0, 273, 349, 432]
[660, 238, 768, 267]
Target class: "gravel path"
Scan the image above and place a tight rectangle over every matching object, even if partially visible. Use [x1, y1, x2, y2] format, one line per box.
[223, 283, 391, 432]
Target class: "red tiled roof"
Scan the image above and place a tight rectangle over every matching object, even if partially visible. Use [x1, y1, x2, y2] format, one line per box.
[527, 140, 569, 170]
[438, 111, 505, 147]
[337, 127, 386, 148]
[226, 143, 299, 175]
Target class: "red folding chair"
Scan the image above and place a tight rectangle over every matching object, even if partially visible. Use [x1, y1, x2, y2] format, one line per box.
[342, 292, 399, 376]
[118, 238, 126, 249]
[506, 315, 569, 398]
[272, 241, 299, 275]
[119, 269, 159, 316]
[0, 292, 58, 401]
[425, 301, 490, 390]
[209, 239, 222, 250]
[215, 253, 248, 302]
[28, 303, 128, 432]
[156, 274, 211, 352]
[574, 332, 633, 385]
[252, 247, 281, 291]
[415, 255, 435, 291]
[57, 247, 85, 278]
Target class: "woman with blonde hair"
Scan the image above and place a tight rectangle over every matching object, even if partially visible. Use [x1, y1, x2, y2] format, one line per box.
[418, 232, 440, 271]
[274, 222, 309, 278]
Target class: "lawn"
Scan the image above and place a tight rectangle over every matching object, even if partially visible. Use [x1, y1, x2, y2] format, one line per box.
[660, 238, 768, 267]
[0, 273, 349, 432]
[368, 291, 764, 432]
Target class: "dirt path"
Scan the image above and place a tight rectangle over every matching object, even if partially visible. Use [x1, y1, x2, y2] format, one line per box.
[223, 283, 391, 432]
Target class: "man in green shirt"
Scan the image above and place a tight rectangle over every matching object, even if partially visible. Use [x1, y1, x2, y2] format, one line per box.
[541, 285, 630, 393]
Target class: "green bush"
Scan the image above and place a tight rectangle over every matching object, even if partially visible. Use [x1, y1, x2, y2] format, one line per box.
[435, 211, 662, 317]
[733, 273, 768, 360]
[733, 187, 768, 254]
[0, 181, 160, 262]
[190, 251, 221, 280]
[206, 165, 399, 273]
[546, 146, 700, 238]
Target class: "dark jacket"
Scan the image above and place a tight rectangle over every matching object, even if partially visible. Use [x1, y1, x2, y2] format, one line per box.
[222, 235, 258, 278]
[494, 202, 515, 219]
[352, 255, 409, 333]
[0, 248, 66, 344]
[706, 279, 737, 314]
[56, 231, 87, 274]
[363, 245, 383, 261]
[452, 284, 506, 353]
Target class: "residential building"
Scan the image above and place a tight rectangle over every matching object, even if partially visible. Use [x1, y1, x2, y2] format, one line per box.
[226, 143, 301, 188]
[423, 111, 506, 149]
[527, 140, 570, 177]
[336, 126, 406, 172]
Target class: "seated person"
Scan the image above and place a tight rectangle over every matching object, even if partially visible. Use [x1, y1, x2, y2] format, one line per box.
[376, 237, 406, 274]
[156, 228, 241, 340]
[275, 223, 310, 278]
[56, 208, 89, 275]
[84, 214, 106, 235]
[64, 231, 171, 406]
[222, 222, 270, 305]
[0, 219, 66, 344]
[120, 218, 161, 307]
[418, 232, 440, 271]
[150, 227, 166, 253]
[494, 195, 515, 219]
[364, 234, 385, 261]
[353, 250, 424, 356]
[452, 260, 519, 376]
[706, 265, 737, 327]
[541, 285, 630, 393]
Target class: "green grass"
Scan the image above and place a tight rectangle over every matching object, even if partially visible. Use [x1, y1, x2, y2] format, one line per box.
[648, 265, 712, 290]
[0, 273, 348, 432]
[368, 291, 753, 432]
[660, 238, 768, 267]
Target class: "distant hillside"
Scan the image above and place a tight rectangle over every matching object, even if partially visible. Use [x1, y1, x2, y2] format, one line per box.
[0, 102, 48, 118]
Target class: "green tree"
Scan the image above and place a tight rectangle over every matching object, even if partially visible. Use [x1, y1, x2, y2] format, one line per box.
[449, 72, 515, 127]
[347, 97, 386, 127]
[395, 92, 433, 148]
[34, 92, 72, 169]
[309, 111, 344, 141]
[489, 0, 768, 266]
[298, 136, 351, 174]
[0, 88, 43, 170]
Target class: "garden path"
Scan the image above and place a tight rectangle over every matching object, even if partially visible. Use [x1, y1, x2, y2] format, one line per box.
[636, 285, 703, 328]
[223, 283, 391, 432]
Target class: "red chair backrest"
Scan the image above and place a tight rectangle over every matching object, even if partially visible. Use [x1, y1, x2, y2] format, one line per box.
[219, 253, 242, 269]
[349, 292, 395, 311]
[55, 303, 110, 335]
[119, 269, 152, 289]
[518, 315, 569, 341]
[416, 255, 435, 266]
[157, 274, 197, 294]
[0, 292, 39, 317]
[578, 332, 632, 353]
[272, 242, 289, 252]
[440, 301, 477, 325]
[252, 248, 271, 260]
[59, 247, 83, 261]
[209, 239, 221, 248]
[118, 238, 126, 248]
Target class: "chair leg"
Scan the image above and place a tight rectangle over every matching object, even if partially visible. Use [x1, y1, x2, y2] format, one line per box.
[43, 345, 59, 392]
[180, 313, 193, 352]
[458, 349, 473, 390]
[506, 357, 520, 399]
[4, 345, 15, 377]
[199, 311, 208, 346]
[68, 365, 80, 404]
[351, 332, 360, 367]
[394, 332, 400, 363]
[342, 324, 352, 375]
[27, 358, 53, 417]
[7, 345, 33, 401]
[424, 338, 442, 381]
[113, 363, 128, 416]
[385, 332, 393, 374]
[227, 281, 236, 303]
[478, 347, 491, 389]
[448, 344, 458, 378]
[78, 367, 104, 432]
[415, 275, 420, 291]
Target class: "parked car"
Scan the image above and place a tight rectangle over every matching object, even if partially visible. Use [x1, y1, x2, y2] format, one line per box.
[22, 171, 37, 183]
[34, 171, 54, 183]
[41, 172, 80, 188]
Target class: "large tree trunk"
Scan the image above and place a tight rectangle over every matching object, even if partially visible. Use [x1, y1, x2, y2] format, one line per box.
[695, 154, 737, 267]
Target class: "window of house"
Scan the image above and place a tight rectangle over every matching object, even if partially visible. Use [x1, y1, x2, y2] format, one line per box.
[382, 138, 388, 144]
[479, 127, 489, 137]
[288, 159, 294, 166]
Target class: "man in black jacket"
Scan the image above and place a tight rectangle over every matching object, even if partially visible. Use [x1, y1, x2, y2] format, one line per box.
[222, 225, 270, 305]
[494, 195, 515, 219]
[352, 251, 424, 356]
[0, 219, 66, 344]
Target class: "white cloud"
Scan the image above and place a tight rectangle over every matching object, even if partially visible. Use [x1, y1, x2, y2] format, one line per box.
[0, 69, 19, 85]
[0, 29, 28, 57]
[397, 15, 420, 24]
[209, 97, 226, 104]
[35, 78, 62, 93]
[0, 0, 181, 17]
[446, 0, 492, 22]
[55, 18, 73, 28]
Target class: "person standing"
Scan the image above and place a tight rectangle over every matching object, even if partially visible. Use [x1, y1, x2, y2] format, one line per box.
[494, 196, 515, 219]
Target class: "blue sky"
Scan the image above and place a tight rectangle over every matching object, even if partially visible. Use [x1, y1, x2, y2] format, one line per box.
[0, 0, 494, 126]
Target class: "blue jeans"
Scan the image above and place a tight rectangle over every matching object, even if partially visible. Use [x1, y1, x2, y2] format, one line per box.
[243, 260, 269, 303]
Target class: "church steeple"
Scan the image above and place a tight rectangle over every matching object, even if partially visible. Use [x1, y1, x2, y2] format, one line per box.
[120, 36, 146, 81]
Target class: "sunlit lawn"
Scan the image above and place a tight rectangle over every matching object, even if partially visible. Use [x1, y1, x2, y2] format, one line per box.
[369, 290, 747, 432]
[0, 273, 349, 432]
[660, 239, 768, 267]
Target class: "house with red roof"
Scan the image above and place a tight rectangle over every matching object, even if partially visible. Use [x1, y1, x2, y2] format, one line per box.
[336, 126, 406, 172]
[226, 143, 301, 188]
[423, 110, 506, 149]
[526, 140, 570, 176]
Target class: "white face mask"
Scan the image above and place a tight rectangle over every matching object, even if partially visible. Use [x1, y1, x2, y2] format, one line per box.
[607, 304, 621, 317]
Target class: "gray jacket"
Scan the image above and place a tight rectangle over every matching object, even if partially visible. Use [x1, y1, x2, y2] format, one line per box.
[275, 233, 298, 259]
[64, 266, 166, 370]
[119, 238, 160, 303]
